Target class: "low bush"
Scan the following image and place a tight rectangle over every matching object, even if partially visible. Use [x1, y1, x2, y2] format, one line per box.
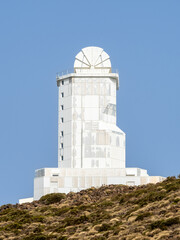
[57, 236, 68, 240]
[33, 225, 45, 233]
[98, 223, 112, 232]
[77, 204, 91, 211]
[39, 193, 66, 205]
[51, 206, 71, 216]
[118, 190, 166, 207]
[173, 198, 180, 204]
[63, 215, 89, 226]
[165, 183, 180, 193]
[98, 200, 114, 208]
[69, 207, 79, 215]
[135, 212, 151, 221]
[0, 208, 45, 224]
[89, 210, 111, 225]
[53, 226, 66, 233]
[2, 222, 22, 231]
[39, 206, 50, 213]
[124, 206, 139, 217]
[135, 191, 166, 207]
[24, 234, 50, 240]
[0, 209, 29, 222]
[150, 217, 180, 230]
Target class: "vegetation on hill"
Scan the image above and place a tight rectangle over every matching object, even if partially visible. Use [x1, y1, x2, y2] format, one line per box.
[0, 176, 180, 239]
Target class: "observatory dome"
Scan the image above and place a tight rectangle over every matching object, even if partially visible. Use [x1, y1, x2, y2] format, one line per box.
[74, 46, 111, 73]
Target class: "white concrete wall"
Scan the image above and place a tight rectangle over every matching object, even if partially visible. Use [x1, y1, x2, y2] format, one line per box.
[57, 74, 125, 170]
[33, 168, 165, 200]
[58, 78, 72, 168]
[19, 197, 34, 204]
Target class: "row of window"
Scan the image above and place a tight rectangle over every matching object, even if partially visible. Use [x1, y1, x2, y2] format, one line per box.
[60, 81, 64, 161]
[60, 125, 64, 160]
[60, 91, 64, 159]
[60, 102, 64, 123]
[60, 140, 64, 161]
[60, 99, 64, 161]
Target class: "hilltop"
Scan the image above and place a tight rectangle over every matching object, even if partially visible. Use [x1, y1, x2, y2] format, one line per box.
[0, 176, 179, 240]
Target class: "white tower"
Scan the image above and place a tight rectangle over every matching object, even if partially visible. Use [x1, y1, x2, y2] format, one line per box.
[26, 46, 165, 202]
[57, 46, 125, 170]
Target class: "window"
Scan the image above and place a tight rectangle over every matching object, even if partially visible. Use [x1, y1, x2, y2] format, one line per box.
[52, 174, 59, 177]
[61, 92, 64, 98]
[62, 80, 64, 85]
[61, 156, 64, 161]
[61, 131, 64, 137]
[61, 105, 64, 110]
[103, 103, 116, 116]
[61, 117, 64, 123]
[61, 143, 63, 148]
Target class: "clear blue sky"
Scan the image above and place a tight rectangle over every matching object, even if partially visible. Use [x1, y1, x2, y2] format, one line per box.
[0, 0, 179, 205]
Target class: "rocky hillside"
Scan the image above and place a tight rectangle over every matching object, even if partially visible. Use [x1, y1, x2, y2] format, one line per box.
[0, 176, 180, 240]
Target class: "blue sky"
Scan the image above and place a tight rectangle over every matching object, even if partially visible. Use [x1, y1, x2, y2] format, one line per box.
[0, 0, 179, 205]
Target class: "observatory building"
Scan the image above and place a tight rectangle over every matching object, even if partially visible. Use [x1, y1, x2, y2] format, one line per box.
[19, 47, 165, 203]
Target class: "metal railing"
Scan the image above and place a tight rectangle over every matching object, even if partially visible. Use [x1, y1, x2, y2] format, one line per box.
[56, 68, 74, 78]
[56, 68, 119, 78]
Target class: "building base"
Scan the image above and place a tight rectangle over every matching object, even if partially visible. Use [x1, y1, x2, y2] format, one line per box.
[19, 197, 34, 204]
[33, 167, 165, 201]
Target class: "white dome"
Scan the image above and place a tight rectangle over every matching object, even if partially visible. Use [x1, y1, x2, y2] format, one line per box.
[74, 46, 111, 73]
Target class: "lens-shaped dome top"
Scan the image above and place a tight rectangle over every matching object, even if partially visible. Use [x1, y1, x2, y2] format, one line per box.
[74, 46, 111, 73]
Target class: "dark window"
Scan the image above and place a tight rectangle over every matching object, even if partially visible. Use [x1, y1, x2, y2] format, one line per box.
[52, 174, 59, 177]
[61, 92, 64, 98]
[62, 80, 64, 85]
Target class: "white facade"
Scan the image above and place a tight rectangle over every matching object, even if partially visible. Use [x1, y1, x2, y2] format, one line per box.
[19, 47, 165, 203]
[33, 167, 165, 200]
[19, 197, 34, 204]
[57, 74, 125, 169]
[57, 47, 125, 170]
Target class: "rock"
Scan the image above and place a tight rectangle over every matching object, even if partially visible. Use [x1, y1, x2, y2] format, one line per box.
[110, 218, 120, 224]
[127, 215, 137, 222]
[156, 230, 171, 240]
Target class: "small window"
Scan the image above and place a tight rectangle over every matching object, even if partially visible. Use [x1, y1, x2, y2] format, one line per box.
[61, 92, 64, 98]
[61, 105, 64, 110]
[61, 143, 63, 148]
[61, 131, 64, 137]
[62, 80, 64, 85]
[61, 156, 64, 161]
[61, 118, 64, 123]
[52, 174, 59, 177]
